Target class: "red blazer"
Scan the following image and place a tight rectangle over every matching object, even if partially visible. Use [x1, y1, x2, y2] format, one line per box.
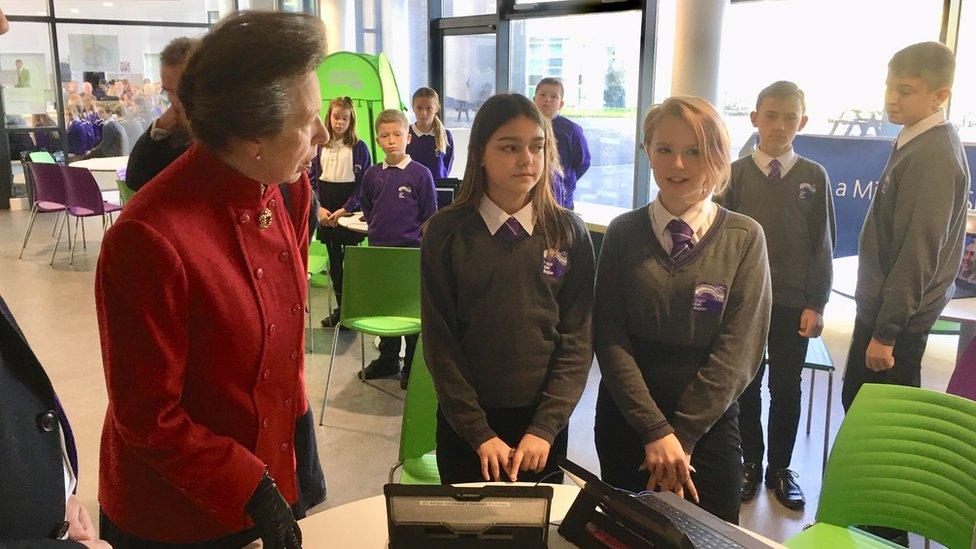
[95, 144, 311, 542]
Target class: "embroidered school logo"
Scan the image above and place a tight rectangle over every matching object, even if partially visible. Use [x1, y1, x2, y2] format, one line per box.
[398, 185, 411, 199]
[798, 182, 816, 200]
[692, 283, 727, 314]
[542, 249, 569, 278]
[354, 163, 363, 174]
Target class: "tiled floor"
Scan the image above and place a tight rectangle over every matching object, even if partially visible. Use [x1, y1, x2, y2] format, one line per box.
[0, 206, 956, 546]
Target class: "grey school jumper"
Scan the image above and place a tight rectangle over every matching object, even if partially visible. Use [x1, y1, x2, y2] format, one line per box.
[717, 155, 834, 312]
[421, 205, 595, 448]
[856, 123, 971, 343]
[595, 206, 772, 452]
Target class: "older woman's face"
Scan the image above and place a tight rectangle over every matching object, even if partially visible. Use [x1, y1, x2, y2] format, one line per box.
[258, 71, 328, 184]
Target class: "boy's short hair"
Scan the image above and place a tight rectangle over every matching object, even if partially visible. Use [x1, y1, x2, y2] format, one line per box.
[755, 80, 806, 114]
[535, 77, 564, 99]
[374, 108, 408, 132]
[889, 41, 955, 90]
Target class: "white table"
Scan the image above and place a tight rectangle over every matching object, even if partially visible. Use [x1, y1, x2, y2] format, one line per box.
[833, 255, 976, 360]
[70, 155, 129, 173]
[293, 482, 784, 548]
[337, 211, 369, 234]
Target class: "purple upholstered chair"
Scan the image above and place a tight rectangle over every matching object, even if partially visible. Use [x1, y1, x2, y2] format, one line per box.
[56, 165, 122, 265]
[19, 162, 70, 261]
[948, 337, 976, 401]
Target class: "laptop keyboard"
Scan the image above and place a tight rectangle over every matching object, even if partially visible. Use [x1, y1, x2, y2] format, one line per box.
[636, 493, 746, 549]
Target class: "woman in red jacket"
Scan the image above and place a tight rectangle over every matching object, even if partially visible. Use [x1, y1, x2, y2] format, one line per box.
[94, 11, 328, 548]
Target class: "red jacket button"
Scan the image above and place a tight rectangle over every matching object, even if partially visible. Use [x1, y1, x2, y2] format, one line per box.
[262, 417, 269, 428]
[262, 369, 271, 380]
[290, 350, 299, 360]
[268, 323, 277, 335]
[283, 398, 292, 407]
[255, 268, 264, 279]
[278, 251, 289, 262]
[279, 442, 290, 452]
[292, 304, 302, 315]
[238, 213, 250, 224]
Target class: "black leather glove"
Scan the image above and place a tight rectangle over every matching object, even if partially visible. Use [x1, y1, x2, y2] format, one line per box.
[245, 473, 303, 549]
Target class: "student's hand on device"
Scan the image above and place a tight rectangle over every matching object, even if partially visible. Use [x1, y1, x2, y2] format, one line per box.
[798, 309, 824, 338]
[508, 433, 551, 481]
[65, 495, 98, 541]
[477, 437, 513, 482]
[866, 338, 895, 371]
[641, 434, 699, 503]
[317, 207, 332, 223]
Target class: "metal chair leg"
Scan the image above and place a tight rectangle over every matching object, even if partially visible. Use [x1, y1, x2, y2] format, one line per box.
[319, 324, 341, 426]
[70, 217, 80, 265]
[18, 205, 39, 259]
[81, 217, 86, 250]
[361, 332, 367, 382]
[823, 370, 834, 476]
[307, 280, 315, 354]
[50, 213, 67, 266]
[50, 210, 60, 237]
[806, 369, 816, 435]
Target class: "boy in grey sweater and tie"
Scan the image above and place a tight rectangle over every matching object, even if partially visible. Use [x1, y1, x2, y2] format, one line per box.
[843, 41, 970, 415]
[717, 81, 834, 512]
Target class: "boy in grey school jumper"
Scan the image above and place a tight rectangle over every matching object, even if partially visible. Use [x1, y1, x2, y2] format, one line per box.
[843, 41, 970, 419]
[717, 81, 834, 511]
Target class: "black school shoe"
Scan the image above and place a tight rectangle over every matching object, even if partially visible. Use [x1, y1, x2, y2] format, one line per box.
[765, 468, 805, 510]
[320, 309, 341, 329]
[741, 462, 762, 502]
[359, 358, 402, 380]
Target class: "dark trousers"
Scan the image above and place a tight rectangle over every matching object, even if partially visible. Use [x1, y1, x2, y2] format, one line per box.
[316, 181, 365, 307]
[436, 406, 569, 485]
[594, 385, 743, 524]
[379, 334, 419, 373]
[841, 319, 928, 411]
[739, 305, 809, 469]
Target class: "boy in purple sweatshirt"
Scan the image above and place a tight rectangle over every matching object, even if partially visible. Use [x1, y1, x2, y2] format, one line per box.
[534, 77, 591, 210]
[359, 109, 437, 387]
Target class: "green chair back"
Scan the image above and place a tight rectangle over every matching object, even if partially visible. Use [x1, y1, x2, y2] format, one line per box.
[307, 241, 330, 287]
[816, 384, 976, 549]
[29, 151, 56, 164]
[397, 336, 440, 484]
[115, 179, 135, 205]
[339, 246, 421, 336]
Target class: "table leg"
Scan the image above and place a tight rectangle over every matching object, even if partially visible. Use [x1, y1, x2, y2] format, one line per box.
[957, 320, 976, 363]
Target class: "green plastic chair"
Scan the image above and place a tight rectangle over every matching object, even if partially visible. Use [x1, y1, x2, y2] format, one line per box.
[318, 246, 421, 426]
[28, 151, 56, 164]
[931, 319, 961, 336]
[785, 384, 976, 549]
[389, 336, 440, 485]
[115, 179, 135, 206]
[306, 241, 332, 354]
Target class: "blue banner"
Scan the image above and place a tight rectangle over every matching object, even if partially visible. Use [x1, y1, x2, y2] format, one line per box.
[790, 134, 976, 258]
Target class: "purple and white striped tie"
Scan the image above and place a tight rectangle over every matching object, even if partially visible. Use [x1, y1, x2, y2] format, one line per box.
[498, 217, 527, 245]
[768, 158, 782, 183]
[667, 219, 694, 259]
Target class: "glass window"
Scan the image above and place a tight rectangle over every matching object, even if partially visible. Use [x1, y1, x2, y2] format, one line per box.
[442, 33, 496, 178]
[510, 11, 641, 209]
[951, 0, 976, 142]
[0, 22, 57, 129]
[653, 0, 677, 105]
[717, 0, 943, 152]
[53, 1, 214, 24]
[441, 0, 496, 18]
[351, 0, 429, 111]
[2, 1, 49, 16]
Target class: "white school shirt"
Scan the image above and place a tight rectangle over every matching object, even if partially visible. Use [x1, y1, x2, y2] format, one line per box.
[411, 123, 436, 137]
[383, 154, 413, 170]
[318, 140, 355, 183]
[896, 108, 947, 150]
[478, 196, 535, 236]
[752, 147, 799, 178]
[648, 196, 717, 256]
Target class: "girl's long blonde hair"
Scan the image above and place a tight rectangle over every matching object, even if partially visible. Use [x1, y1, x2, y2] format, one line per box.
[445, 93, 572, 250]
[412, 87, 449, 155]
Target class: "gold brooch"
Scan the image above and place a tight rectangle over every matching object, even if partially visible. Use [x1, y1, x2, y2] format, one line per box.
[258, 208, 273, 229]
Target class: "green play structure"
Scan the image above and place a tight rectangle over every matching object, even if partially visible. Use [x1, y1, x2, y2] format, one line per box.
[316, 51, 405, 165]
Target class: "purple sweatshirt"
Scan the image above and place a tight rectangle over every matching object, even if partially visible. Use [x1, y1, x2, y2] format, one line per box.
[406, 125, 455, 181]
[551, 115, 591, 210]
[361, 157, 437, 247]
